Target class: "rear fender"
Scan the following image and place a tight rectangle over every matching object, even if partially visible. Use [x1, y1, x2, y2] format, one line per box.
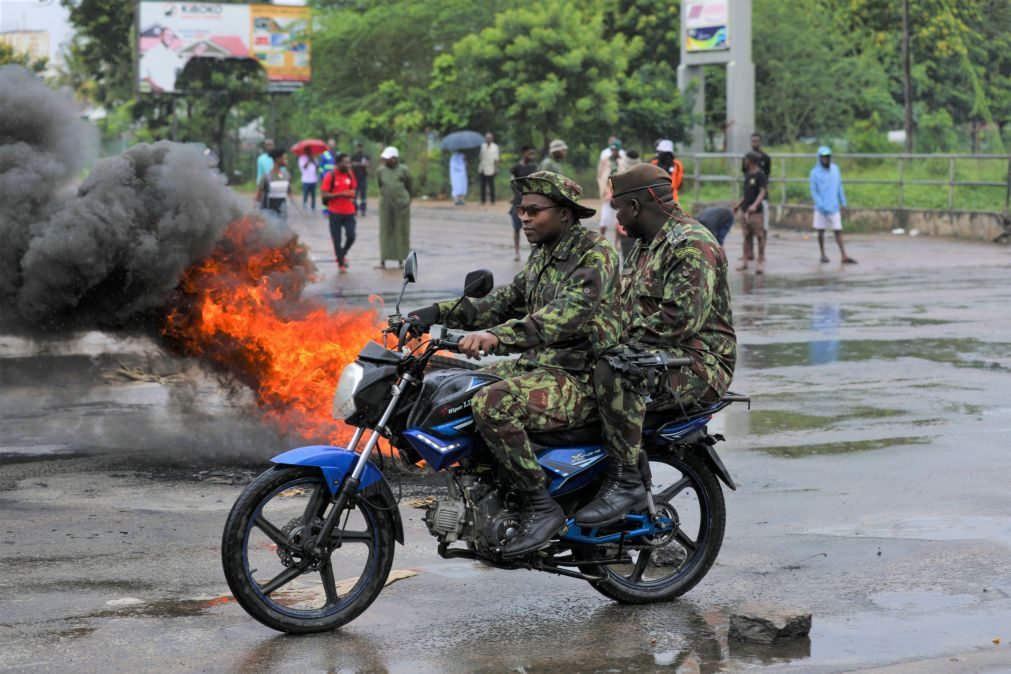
[673, 432, 737, 491]
[271, 445, 405, 544]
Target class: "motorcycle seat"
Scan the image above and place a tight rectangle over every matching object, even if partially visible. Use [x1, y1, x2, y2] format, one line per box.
[529, 406, 709, 448]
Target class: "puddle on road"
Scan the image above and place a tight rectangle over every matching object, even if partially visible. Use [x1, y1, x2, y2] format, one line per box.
[804, 604, 1011, 668]
[754, 436, 930, 458]
[745, 407, 904, 436]
[741, 337, 1011, 371]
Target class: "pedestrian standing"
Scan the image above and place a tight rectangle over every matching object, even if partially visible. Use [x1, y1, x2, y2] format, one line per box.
[297, 149, 318, 212]
[809, 146, 857, 264]
[596, 140, 627, 239]
[539, 139, 567, 173]
[598, 135, 627, 162]
[351, 142, 370, 215]
[319, 138, 338, 217]
[450, 151, 468, 206]
[478, 132, 500, 204]
[741, 132, 772, 233]
[734, 152, 768, 274]
[321, 153, 358, 273]
[376, 146, 413, 269]
[508, 145, 539, 260]
[614, 150, 642, 260]
[255, 149, 291, 223]
[651, 139, 684, 202]
[255, 139, 275, 184]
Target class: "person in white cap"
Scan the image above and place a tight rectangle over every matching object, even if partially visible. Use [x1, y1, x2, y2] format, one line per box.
[809, 146, 856, 264]
[651, 139, 684, 201]
[539, 139, 567, 173]
[376, 146, 413, 269]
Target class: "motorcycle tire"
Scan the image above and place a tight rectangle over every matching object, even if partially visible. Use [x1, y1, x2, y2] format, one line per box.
[578, 446, 726, 604]
[221, 465, 396, 633]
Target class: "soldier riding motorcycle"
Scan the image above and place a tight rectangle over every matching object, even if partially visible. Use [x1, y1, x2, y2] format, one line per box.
[220, 171, 745, 633]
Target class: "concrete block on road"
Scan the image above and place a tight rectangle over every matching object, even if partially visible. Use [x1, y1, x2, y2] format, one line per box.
[729, 603, 812, 643]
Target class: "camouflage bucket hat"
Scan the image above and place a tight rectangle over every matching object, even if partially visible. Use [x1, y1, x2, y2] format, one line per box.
[510, 171, 596, 219]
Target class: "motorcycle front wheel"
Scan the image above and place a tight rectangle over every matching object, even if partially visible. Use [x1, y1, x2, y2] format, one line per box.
[221, 466, 395, 633]
[578, 446, 726, 604]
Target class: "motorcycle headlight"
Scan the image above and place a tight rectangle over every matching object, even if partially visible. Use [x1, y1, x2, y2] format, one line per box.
[332, 362, 364, 420]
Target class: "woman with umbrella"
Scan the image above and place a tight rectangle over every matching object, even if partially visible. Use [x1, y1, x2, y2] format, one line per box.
[450, 151, 468, 205]
[441, 131, 483, 207]
[291, 139, 327, 213]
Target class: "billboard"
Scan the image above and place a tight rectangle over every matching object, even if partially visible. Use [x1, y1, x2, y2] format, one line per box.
[137, 2, 310, 94]
[684, 0, 728, 52]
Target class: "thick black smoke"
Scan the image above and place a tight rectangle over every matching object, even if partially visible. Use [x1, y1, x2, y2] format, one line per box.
[0, 65, 245, 327]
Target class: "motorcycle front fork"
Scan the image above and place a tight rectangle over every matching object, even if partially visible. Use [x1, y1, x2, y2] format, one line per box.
[310, 373, 414, 555]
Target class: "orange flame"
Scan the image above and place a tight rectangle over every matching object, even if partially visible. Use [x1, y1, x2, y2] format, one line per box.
[162, 217, 384, 446]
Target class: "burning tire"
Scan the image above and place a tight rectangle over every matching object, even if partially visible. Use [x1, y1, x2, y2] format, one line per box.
[221, 466, 395, 633]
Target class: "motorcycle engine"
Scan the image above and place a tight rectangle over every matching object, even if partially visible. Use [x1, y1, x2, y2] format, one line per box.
[424, 474, 520, 553]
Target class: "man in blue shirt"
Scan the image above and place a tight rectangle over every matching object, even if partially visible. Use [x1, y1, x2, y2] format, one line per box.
[255, 139, 274, 184]
[809, 146, 856, 264]
[319, 138, 338, 216]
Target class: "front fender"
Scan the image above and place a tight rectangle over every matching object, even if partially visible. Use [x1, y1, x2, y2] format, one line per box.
[271, 445, 383, 492]
[271, 445, 404, 544]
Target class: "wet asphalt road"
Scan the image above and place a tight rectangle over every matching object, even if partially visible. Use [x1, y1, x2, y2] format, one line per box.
[2, 203, 1011, 672]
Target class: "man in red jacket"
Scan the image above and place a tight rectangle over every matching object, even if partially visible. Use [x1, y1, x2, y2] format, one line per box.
[321, 153, 358, 273]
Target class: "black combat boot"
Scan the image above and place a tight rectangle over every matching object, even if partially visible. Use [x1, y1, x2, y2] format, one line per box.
[573, 461, 647, 527]
[499, 487, 567, 558]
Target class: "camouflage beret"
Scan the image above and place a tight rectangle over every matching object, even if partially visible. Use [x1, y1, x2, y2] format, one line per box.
[510, 170, 596, 219]
[609, 163, 673, 199]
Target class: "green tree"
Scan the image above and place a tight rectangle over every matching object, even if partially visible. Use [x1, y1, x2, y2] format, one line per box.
[843, 0, 1010, 150]
[0, 42, 47, 73]
[306, 0, 510, 136]
[603, 0, 689, 148]
[427, 1, 629, 153]
[751, 0, 895, 143]
[174, 58, 267, 175]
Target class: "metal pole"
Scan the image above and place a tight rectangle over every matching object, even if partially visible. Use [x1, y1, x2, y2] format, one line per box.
[780, 155, 787, 207]
[694, 155, 701, 204]
[1005, 156, 1011, 215]
[901, 0, 914, 152]
[898, 157, 905, 210]
[947, 157, 955, 211]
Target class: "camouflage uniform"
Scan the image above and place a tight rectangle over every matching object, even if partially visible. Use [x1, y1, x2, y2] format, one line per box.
[596, 204, 737, 464]
[432, 173, 620, 492]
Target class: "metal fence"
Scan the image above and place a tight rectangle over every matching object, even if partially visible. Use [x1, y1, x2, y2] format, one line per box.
[683, 152, 1011, 214]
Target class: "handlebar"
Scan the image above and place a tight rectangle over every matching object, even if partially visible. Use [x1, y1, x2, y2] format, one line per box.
[432, 333, 463, 353]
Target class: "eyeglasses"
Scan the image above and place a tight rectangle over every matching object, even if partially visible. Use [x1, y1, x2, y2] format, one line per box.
[515, 204, 563, 217]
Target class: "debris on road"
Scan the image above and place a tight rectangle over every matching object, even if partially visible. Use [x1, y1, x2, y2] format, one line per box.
[729, 604, 812, 643]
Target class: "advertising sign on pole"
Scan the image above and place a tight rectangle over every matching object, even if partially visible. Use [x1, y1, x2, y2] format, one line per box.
[137, 2, 310, 94]
[684, 0, 729, 52]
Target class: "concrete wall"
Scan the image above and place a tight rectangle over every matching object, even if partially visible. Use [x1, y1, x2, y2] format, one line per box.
[688, 201, 1010, 243]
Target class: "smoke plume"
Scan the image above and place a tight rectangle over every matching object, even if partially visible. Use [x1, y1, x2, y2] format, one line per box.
[0, 65, 249, 328]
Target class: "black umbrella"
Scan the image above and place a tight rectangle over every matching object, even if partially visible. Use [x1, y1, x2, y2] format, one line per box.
[439, 130, 485, 151]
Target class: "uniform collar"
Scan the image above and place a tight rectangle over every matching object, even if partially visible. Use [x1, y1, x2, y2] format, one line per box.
[648, 213, 688, 250]
[547, 223, 585, 261]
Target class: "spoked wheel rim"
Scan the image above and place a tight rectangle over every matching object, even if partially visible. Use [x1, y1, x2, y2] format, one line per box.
[595, 456, 714, 590]
[242, 476, 380, 619]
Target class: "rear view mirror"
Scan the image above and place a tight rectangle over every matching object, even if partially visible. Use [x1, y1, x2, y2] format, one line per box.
[403, 251, 418, 283]
[463, 270, 494, 298]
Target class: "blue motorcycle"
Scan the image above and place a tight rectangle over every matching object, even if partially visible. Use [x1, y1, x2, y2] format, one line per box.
[222, 253, 746, 633]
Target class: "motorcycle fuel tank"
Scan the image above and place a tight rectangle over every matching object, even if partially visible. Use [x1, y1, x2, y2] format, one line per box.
[406, 369, 501, 438]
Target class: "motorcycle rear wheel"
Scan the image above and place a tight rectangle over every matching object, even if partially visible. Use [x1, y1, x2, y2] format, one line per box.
[221, 466, 395, 633]
[578, 446, 726, 604]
